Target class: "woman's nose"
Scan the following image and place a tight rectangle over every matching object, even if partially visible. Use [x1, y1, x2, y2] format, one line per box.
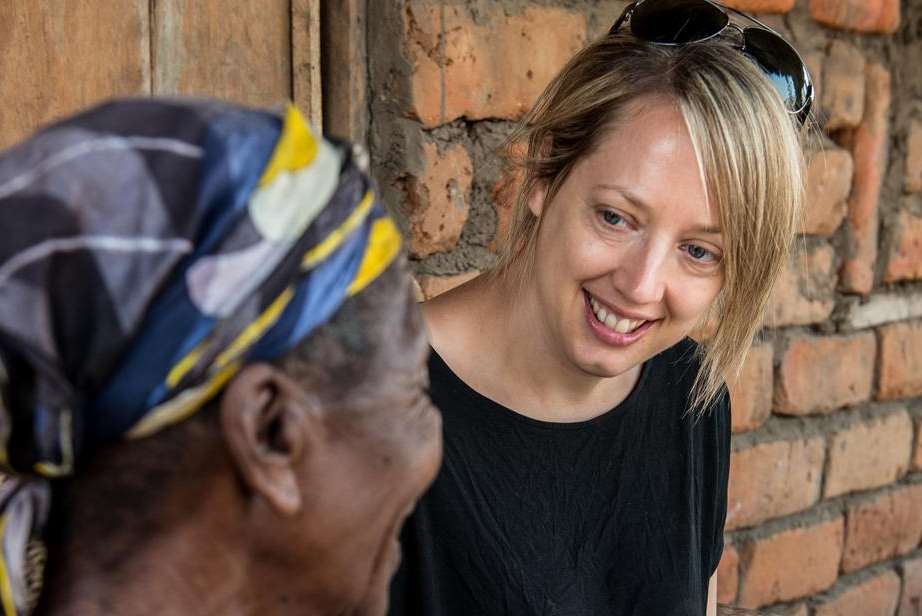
[611, 240, 668, 306]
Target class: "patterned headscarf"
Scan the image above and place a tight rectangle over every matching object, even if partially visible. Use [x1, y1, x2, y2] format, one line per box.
[0, 98, 402, 614]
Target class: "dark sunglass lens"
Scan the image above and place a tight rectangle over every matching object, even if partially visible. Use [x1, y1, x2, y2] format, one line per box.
[631, 0, 729, 44]
[743, 28, 813, 118]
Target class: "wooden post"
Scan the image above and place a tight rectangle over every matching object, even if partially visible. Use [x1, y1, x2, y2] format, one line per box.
[292, 0, 323, 129]
[321, 0, 368, 145]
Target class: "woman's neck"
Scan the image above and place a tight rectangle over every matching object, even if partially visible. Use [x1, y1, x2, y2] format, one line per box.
[425, 270, 641, 422]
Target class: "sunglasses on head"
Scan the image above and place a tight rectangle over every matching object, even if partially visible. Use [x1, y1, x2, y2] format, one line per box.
[610, 0, 814, 125]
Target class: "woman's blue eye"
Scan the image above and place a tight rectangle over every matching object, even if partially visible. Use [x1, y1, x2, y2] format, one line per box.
[602, 210, 623, 226]
[684, 244, 717, 263]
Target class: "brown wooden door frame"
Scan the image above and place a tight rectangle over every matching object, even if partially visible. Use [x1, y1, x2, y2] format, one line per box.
[320, 0, 369, 146]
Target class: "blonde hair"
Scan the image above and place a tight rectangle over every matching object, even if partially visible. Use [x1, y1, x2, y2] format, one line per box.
[492, 34, 805, 414]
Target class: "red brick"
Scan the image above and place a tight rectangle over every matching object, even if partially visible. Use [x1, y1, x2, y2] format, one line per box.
[404, 142, 472, 258]
[814, 570, 901, 616]
[840, 64, 891, 295]
[720, 0, 795, 12]
[900, 556, 922, 616]
[809, 0, 900, 33]
[765, 242, 837, 327]
[775, 333, 875, 415]
[404, 5, 586, 127]
[824, 409, 913, 498]
[884, 209, 922, 283]
[415, 270, 480, 300]
[804, 51, 824, 112]
[843, 484, 922, 572]
[726, 437, 824, 529]
[737, 517, 844, 608]
[729, 343, 773, 433]
[907, 120, 922, 193]
[820, 41, 866, 131]
[716, 544, 739, 604]
[878, 320, 922, 400]
[803, 148, 852, 235]
[490, 152, 525, 253]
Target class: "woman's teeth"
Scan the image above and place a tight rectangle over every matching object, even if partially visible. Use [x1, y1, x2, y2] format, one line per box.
[589, 296, 646, 334]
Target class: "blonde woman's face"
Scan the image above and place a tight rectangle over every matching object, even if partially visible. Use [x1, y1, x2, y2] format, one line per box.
[528, 99, 725, 378]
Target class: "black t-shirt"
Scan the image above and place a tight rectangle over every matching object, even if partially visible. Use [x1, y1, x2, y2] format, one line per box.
[389, 338, 730, 616]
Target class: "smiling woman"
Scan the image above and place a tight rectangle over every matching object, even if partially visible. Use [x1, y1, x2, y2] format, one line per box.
[495, 35, 806, 417]
[389, 3, 809, 615]
[521, 100, 729, 410]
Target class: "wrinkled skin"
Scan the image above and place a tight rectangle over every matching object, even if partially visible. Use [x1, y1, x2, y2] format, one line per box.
[37, 260, 442, 616]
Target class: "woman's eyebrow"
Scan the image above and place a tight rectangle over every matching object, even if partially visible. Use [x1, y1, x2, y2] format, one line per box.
[692, 225, 723, 236]
[593, 183, 722, 236]
[592, 183, 645, 207]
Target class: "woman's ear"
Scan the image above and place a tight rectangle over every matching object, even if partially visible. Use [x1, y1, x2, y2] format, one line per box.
[527, 180, 549, 218]
[220, 362, 318, 516]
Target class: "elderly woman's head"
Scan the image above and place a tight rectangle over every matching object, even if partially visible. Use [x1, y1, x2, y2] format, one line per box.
[0, 99, 440, 616]
[494, 32, 807, 411]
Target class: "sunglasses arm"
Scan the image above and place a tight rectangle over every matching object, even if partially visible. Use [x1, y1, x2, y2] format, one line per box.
[610, 2, 638, 35]
[706, 0, 778, 34]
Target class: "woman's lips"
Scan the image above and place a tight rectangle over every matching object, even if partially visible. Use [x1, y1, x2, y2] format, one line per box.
[583, 290, 656, 347]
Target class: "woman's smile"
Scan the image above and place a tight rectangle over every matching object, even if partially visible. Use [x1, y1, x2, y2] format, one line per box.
[527, 100, 724, 380]
[583, 289, 658, 346]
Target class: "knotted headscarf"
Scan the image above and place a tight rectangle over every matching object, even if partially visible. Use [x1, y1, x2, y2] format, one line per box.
[0, 98, 402, 614]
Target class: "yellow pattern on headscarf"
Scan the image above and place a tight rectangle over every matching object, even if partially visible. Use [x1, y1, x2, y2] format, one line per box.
[165, 342, 206, 389]
[32, 413, 73, 478]
[0, 516, 17, 616]
[301, 190, 375, 271]
[215, 287, 295, 369]
[347, 217, 402, 297]
[132, 106, 401, 442]
[258, 105, 318, 187]
[126, 361, 240, 440]
[165, 105, 321, 391]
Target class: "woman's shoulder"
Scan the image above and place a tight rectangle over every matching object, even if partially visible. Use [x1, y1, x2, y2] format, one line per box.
[649, 338, 730, 420]
[660, 336, 702, 363]
[651, 337, 705, 383]
[419, 273, 489, 359]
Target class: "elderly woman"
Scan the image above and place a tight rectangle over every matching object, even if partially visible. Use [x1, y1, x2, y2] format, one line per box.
[0, 98, 441, 615]
[390, 1, 811, 615]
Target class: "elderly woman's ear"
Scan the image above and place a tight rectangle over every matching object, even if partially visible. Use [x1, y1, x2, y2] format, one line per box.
[221, 362, 322, 516]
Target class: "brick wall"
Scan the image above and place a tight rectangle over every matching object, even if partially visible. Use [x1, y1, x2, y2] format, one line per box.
[365, 0, 922, 613]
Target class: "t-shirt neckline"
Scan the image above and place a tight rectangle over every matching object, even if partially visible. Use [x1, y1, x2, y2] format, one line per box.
[427, 346, 653, 432]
